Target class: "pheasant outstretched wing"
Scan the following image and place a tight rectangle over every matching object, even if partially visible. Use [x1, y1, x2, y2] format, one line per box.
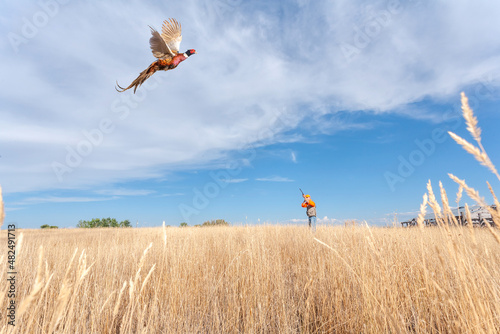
[161, 18, 182, 53]
[149, 18, 182, 59]
[150, 28, 173, 59]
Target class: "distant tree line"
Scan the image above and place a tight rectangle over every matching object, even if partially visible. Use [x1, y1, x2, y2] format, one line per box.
[202, 219, 229, 227]
[182, 219, 230, 227]
[40, 224, 58, 229]
[77, 218, 131, 228]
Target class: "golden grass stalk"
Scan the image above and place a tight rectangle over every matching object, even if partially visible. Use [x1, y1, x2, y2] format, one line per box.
[120, 279, 136, 333]
[448, 131, 484, 160]
[456, 185, 464, 203]
[0, 185, 4, 228]
[487, 181, 500, 213]
[163, 220, 167, 249]
[140, 263, 156, 294]
[59, 250, 94, 331]
[99, 291, 117, 315]
[456, 185, 463, 218]
[449, 173, 500, 244]
[426, 180, 445, 228]
[76, 249, 94, 282]
[111, 280, 128, 330]
[448, 131, 497, 177]
[316, 232, 409, 333]
[416, 193, 428, 230]
[127, 278, 134, 306]
[448, 174, 500, 221]
[314, 237, 363, 285]
[113, 281, 128, 318]
[48, 248, 79, 332]
[23, 270, 55, 332]
[465, 203, 476, 244]
[461, 92, 481, 143]
[426, 180, 441, 216]
[440, 181, 458, 227]
[134, 242, 152, 286]
[17, 246, 45, 318]
[119, 242, 153, 333]
[415, 193, 432, 295]
[439, 181, 450, 226]
[14, 232, 23, 268]
[448, 92, 500, 181]
[313, 236, 384, 310]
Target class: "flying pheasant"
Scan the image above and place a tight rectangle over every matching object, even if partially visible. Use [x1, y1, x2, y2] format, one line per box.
[116, 18, 196, 93]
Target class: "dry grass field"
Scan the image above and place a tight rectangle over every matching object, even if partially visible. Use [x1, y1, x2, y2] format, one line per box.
[1, 225, 500, 333]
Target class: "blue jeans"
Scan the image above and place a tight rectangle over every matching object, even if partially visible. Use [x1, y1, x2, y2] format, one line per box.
[308, 216, 317, 233]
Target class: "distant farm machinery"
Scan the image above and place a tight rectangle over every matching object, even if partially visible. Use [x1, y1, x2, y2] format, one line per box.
[401, 205, 497, 228]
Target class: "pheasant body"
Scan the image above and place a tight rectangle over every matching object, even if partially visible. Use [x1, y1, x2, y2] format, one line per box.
[116, 18, 196, 93]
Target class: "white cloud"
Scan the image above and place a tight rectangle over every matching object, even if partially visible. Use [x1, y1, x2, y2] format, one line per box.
[317, 216, 342, 225]
[256, 176, 294, 182]
[2, 0, 500, 194]
[223, 178, 248, 183]
[287, 218, 308, 224]
[13, 196, 117, 205]
[95, 189, 155, 196]
[291, 151, 297, 163]
[159, 192, 185, 197]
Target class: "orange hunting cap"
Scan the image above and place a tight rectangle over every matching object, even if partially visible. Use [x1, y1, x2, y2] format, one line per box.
[305, 194, 311, 198]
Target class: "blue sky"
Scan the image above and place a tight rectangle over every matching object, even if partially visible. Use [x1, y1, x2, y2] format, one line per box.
[2, 0, 500, 228]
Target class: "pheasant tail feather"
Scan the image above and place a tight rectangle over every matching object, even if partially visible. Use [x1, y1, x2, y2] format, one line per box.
[116, 61, 159, 93]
